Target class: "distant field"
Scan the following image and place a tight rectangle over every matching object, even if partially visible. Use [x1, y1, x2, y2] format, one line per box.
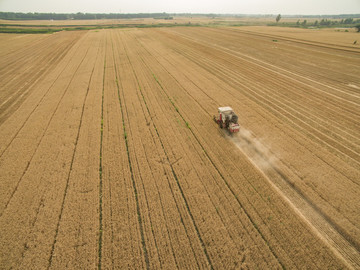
[0, 17, 214, 26]
[238, 26, 360, 47]
[0, 24, 359, 269]
[1, 16, 359, 33]
[1, 15, 358, 26]
[0, 17, 262, 25]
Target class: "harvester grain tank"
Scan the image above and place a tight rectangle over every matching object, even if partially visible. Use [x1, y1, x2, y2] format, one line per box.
[213, 107, 240, 133]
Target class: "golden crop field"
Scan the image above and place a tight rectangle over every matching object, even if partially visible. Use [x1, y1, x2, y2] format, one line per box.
[0, 24, 359, 269]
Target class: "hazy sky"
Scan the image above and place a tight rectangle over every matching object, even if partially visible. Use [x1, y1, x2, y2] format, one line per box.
[0, 0, 359, 15]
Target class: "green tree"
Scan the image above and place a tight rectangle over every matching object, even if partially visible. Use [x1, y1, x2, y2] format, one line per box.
[356, 24, 360, 32]
[276, 14, 281, 23]
[344, 18, 353, 24]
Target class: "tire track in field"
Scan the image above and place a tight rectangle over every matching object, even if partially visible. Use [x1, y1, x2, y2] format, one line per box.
[47, 37, 101, 269]
[120, 30, 221, 269]
[120, 33, 209, 268]
[102, 34, 118, 269]
[41, 31, 105, 270]
[102, 33, 118, 269]
[0, 44, 91, 217]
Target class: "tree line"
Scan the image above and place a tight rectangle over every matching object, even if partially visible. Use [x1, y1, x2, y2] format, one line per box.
[273, 14, 360, 31]
[0, 12, 173, 20]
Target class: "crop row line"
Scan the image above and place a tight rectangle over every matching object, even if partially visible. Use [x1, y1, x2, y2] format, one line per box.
[128, 31, 289, 267]
[97, 38, 107, 270]
[0, 34, 77, 93]
[0, 34, 81, 122]
[232, 28, 360, 53]
[0, 45, 92, 218]
[0, 41, 67, 114]
[0, 34, 46, 61]
[113, 31, 167, 268]
[194, 27, 360, 86]
[119, 32, 214, 269]
[176, 30, 360, 107]
[0, 33, 60, 77]
[47, 37, 101, 269]
[111, 34, 150, 270]
[0, 35, 85, 158]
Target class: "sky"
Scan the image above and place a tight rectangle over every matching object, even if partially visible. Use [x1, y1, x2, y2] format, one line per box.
[0, 0, 359, 15]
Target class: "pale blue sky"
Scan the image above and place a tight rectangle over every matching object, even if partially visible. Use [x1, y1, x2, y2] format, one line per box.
[0, 0, 359, 14]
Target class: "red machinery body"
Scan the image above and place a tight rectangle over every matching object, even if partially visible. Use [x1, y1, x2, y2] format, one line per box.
[214, 107, 240, 133]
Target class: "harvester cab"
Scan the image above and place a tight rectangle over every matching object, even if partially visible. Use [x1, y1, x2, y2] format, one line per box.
[214, 107, 240, 133]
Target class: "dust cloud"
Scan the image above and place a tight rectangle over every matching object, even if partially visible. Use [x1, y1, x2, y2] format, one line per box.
[227, 127, 277, 172]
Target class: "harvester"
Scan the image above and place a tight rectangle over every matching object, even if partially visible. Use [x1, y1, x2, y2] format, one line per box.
[213, 107, 240, 133]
